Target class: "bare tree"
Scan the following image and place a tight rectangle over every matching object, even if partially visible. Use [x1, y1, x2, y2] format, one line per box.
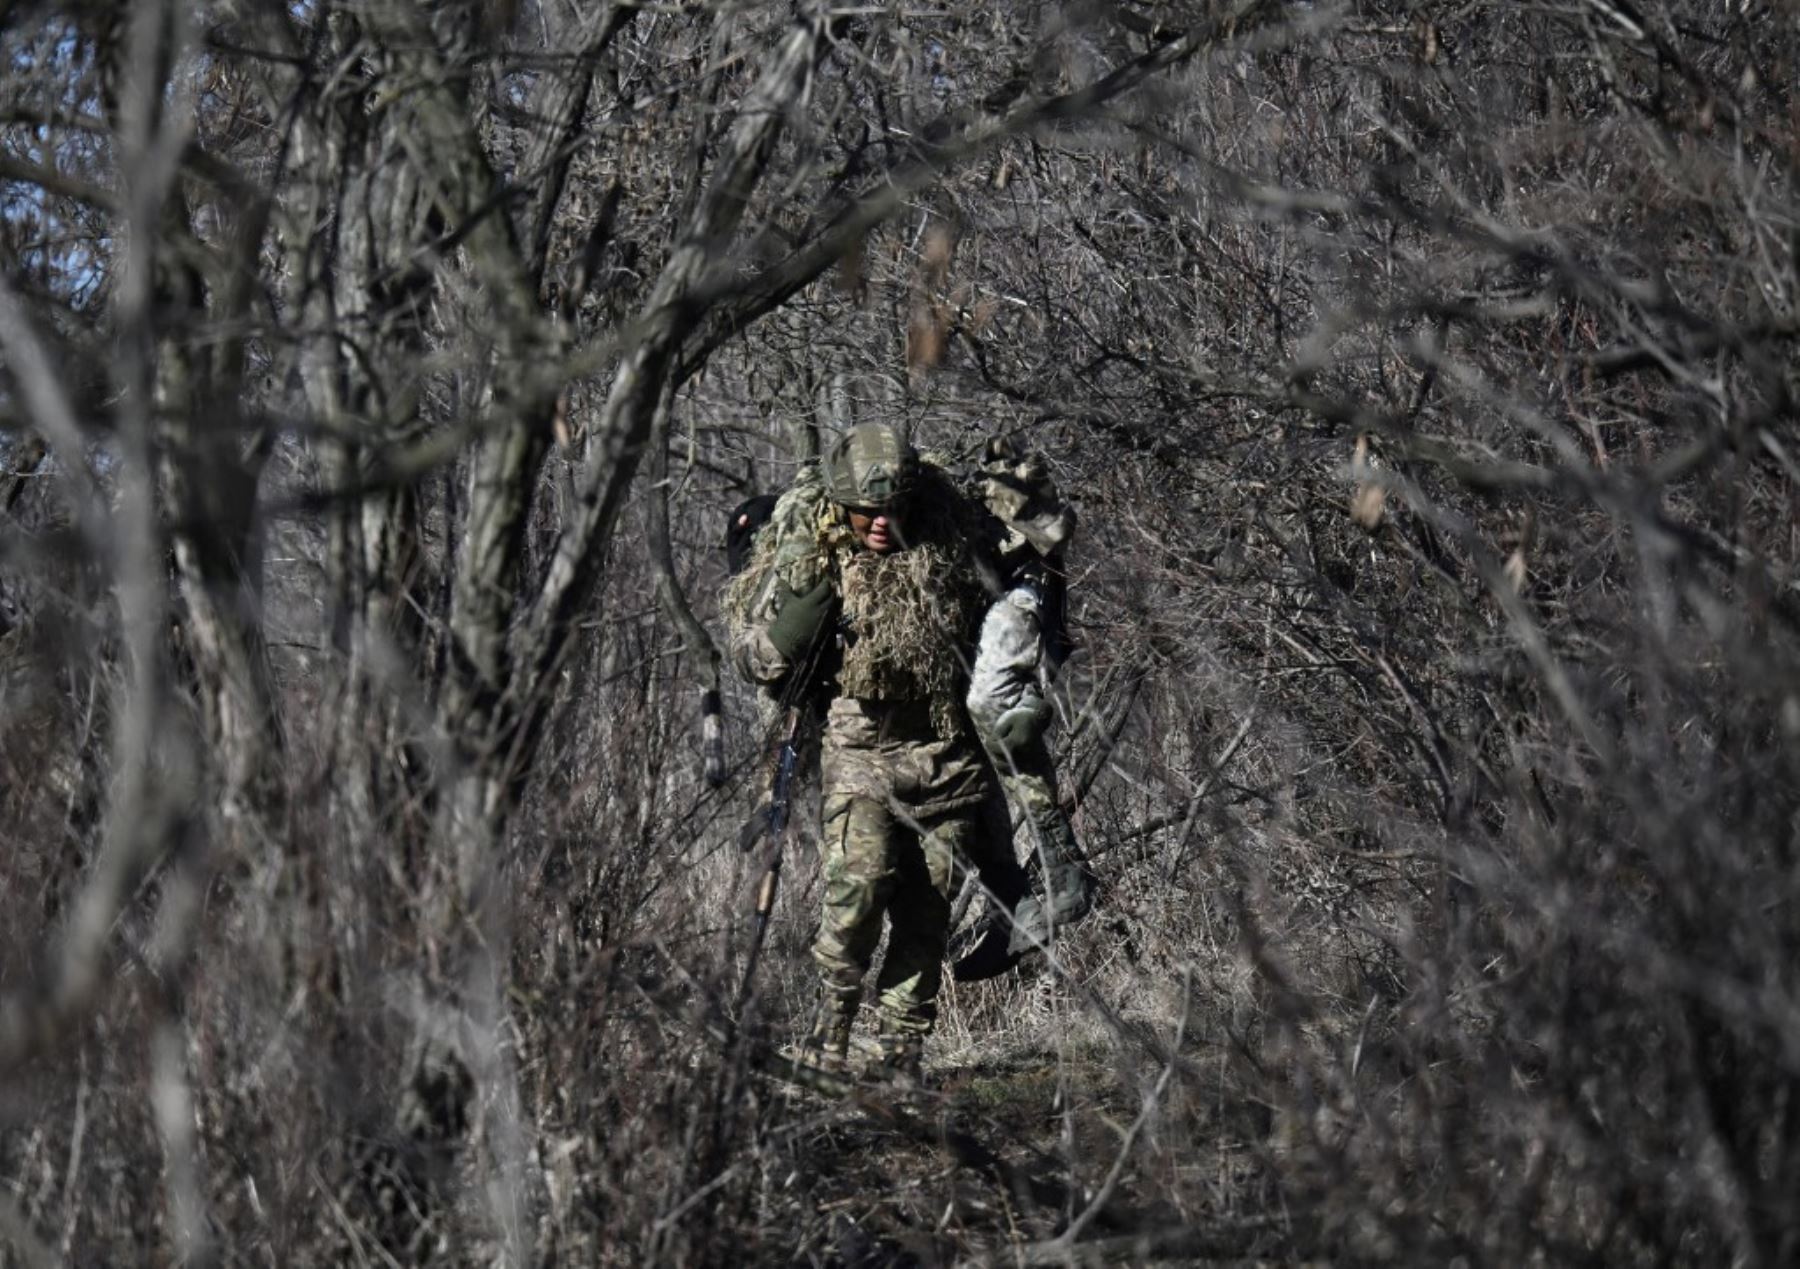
[3, 0, 1798, 1262]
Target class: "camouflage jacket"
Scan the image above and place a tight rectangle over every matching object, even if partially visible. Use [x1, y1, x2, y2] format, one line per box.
[966, 575, 1050, 738]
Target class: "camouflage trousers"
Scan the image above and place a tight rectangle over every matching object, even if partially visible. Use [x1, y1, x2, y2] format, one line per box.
[991, 737, 1083, 874]
[989, 739, 1093, 946]
[812, 793, 979, 1038]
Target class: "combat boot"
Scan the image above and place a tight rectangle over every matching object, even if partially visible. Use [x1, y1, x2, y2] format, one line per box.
[794, 1009, 852, 1076]
[950, 904, 1023, 982]
[950, 861, 1098, 982]
[870, 1023, 925, 1086]
[1023, 859, 1095, 947]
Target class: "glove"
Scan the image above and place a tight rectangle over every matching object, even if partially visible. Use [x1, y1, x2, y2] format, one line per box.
[988, 702, 1050, 763]
[766, 577, 835, 660]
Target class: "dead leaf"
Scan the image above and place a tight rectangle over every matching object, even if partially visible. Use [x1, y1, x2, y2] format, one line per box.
[922, 224, 955, 290]
[1503, 549, 1528, 593]
[1418, 18, 1439, 66]
[553, 390, 572, 449]
[1350, 434, 1383, 529]
[906, 304, 946, 380]
[1352, 483, 1386, 530]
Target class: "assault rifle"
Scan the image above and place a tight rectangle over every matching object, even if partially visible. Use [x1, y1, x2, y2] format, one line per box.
[733, 614, 832, 1017]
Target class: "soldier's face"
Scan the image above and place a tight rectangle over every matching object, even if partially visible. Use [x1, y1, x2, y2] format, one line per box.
[846, 506, 901, 553]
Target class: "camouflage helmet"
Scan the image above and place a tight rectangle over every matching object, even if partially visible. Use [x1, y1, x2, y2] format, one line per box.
[822, 423, 917, 510]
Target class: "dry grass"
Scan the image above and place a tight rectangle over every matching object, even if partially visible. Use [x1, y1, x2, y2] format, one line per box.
[5, 1, 1800, 1263]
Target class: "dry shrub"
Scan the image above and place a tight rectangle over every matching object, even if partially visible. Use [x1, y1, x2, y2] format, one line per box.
[4, 2, 1799, 1264]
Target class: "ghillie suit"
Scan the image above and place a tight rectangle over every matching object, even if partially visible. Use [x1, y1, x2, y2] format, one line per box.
[726, 457, 997, 741]
[727, 427, 1009, 1077]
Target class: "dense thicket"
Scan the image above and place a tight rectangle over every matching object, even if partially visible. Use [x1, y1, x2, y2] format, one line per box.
[3, 1, 1798, 1262]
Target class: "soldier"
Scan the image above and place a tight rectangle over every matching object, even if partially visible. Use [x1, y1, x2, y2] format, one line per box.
[953, 442, 1096, 981]
[726, 423, 1003, 1079]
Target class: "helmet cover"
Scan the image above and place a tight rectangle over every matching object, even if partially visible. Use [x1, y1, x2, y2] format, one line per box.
[822, 423, 916, 510]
